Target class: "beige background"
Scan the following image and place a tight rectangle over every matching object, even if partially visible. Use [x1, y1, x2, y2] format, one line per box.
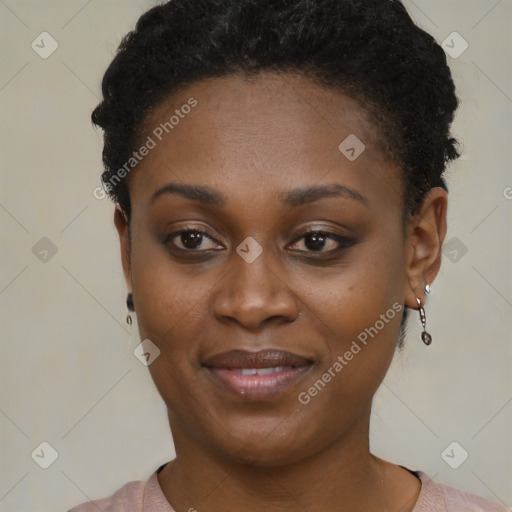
[0, 1, 511, 511]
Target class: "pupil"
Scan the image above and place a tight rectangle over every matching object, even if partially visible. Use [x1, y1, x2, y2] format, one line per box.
[182, 231, 203, 249]
[306, 232, 325, 251]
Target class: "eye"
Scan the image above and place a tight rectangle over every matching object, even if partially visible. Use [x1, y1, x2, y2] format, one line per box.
[164, 226, 356, 256]
[165, 228, 223, 252]
[288, 228, 356, 253]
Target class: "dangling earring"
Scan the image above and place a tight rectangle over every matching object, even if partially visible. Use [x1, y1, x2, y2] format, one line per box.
[126, 292, 135, 325]
[416, 296, 432, 345]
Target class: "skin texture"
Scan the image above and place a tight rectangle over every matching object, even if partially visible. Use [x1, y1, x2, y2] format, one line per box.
[114, 72, 447, 512]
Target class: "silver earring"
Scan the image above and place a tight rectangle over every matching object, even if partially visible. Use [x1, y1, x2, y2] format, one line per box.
[416, 297, 432, 345]
[425, 283, 430, 295]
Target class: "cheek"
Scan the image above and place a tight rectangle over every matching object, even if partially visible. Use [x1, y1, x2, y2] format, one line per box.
[124, 215, 210, 422]
[130, 218, 204, 310]
[293, 236, 405, 342]
[129, 249, 214, 412]
[292, 239, 405, 405]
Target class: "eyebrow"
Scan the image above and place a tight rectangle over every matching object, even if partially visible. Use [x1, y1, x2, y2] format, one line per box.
[150, 182, 367, 208]
[151, 183, 224, 206]
[280, 184, 367, 207]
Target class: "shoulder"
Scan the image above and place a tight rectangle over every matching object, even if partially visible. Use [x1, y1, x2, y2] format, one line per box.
[66, 478, 146, 512]
[414, 470, 510, 512]
[66, 466, 174, 512]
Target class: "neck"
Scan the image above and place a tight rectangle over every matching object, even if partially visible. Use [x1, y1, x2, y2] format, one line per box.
[157, 407, 414, 512]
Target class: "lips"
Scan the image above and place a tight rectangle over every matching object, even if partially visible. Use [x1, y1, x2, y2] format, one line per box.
[202, 349, 313, 401]
[203, 349, 311, 369]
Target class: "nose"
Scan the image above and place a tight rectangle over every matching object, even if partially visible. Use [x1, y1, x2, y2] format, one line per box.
[212, 245, 299, 330]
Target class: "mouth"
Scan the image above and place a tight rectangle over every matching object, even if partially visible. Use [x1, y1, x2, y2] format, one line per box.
[202, 349, 314, 401]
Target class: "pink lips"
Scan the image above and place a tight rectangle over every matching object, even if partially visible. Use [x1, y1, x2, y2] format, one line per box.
[202, 349, 313, 400]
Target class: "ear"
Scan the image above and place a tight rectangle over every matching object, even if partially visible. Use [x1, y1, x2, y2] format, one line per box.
[403, 187, 448, 309]
[114, 204, 132, 292]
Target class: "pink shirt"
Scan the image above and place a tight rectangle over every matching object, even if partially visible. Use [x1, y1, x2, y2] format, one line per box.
[67, 464, 510, 512]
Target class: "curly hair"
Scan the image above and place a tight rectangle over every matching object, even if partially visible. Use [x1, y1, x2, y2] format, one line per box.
[92, 0, 460, 219]
[92, 0, 461, 347]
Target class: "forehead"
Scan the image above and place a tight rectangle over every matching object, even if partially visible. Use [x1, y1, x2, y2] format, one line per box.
[142, 71, 384, 154]
[131, 72, 403, 214]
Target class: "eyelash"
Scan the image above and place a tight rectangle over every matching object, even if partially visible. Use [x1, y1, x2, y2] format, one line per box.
[164, 226, 357, 257]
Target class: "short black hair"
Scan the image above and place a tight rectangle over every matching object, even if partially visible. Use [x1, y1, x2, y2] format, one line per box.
[92, 0, 461, 347]
[92, 0, 460, 219]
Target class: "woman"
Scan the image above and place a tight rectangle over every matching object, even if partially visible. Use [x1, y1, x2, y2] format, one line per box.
[68, 0, 508, 510]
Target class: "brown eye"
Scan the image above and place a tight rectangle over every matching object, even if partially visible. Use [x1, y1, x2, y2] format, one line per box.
[303, 232, 332, 251]
[166, 229, 222, 251]
[288, 228, 356, 254]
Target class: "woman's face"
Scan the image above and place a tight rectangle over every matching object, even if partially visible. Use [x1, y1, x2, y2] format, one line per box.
[116, 72, 440, 466]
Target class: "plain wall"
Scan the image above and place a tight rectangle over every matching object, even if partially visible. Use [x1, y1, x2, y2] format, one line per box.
[0, 1, 511, 510]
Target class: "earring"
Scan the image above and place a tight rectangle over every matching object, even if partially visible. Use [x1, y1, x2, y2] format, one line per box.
[416, 296, 432, 345]
[126, 292, 135, 325]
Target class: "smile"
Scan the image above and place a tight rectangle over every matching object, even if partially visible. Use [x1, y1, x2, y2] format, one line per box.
[234, 367, 289, 375]
[202, 349, 313, 401]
